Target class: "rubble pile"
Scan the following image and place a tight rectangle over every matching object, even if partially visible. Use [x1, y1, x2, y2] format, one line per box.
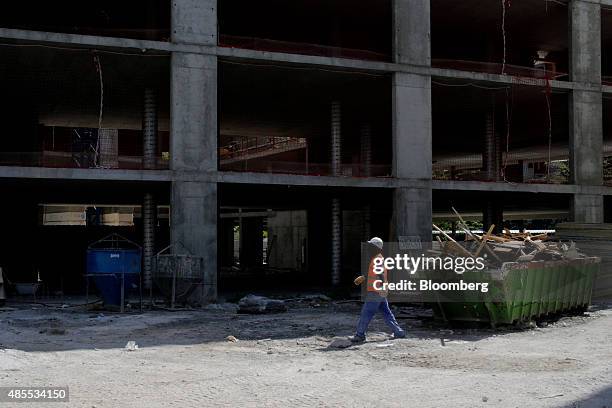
[432, 208, 587, 267]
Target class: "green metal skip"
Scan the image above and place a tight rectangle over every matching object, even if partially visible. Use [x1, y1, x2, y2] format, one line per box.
[430, 257, 600, 327]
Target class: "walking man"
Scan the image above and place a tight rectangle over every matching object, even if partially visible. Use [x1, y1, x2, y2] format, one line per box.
[351, 237, 405, 343]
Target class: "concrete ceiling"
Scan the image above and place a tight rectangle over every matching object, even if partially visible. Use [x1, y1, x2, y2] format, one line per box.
[432, 0, 569, 69]
[0, 46, 170, 130]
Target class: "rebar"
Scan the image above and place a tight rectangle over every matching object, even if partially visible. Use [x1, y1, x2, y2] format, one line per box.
[360, 123, 372, 177]
[143, 193, 156, 291]
[331, 101, 342, 176]
[331, 198, 341, 286]
[143, 88, 158, 170]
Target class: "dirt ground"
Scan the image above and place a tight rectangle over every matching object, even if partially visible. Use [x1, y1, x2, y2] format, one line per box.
[0, 298, 611, 408]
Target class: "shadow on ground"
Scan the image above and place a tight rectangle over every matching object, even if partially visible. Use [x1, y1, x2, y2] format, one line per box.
[0, 298, 607, 353]
[557, 384, 612, 408]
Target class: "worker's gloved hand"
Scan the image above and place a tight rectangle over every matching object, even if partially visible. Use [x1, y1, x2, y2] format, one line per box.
[353, 276, 365, 286]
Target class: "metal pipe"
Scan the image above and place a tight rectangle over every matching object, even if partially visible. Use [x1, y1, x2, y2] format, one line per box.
[143, 88, 158, 170]
[143, 193, 156, 291]
[331, 101, 342, 176]
[360, 123, 372, 177]
[331, 198, 341, 286]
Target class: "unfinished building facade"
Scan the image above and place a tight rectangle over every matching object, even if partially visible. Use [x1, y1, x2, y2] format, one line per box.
[0, 0, 610, 302]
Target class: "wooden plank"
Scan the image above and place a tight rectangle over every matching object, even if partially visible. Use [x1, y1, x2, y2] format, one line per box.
[432, 224, 475, 258]
[474, 224, 495, 257]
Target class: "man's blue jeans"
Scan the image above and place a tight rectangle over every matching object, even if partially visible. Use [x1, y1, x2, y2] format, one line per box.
[355, 298, 404, 338]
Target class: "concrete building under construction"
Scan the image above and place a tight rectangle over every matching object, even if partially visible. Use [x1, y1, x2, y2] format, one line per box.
[1, 0, 612, 302]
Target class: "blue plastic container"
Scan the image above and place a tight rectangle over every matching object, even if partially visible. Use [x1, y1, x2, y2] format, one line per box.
[86, 248, 141, 306]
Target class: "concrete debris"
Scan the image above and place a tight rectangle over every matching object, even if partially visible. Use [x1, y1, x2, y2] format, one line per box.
[226, 335, 239, 343]
[299, 294, 331, 302]
[205, 303, 239, 313]
[375, 342, 394, 348]
[328, 337, 353, 349]
[238, 295, 287, 314]
[48, 328, 66, 335]
[125, 341, 139, 351]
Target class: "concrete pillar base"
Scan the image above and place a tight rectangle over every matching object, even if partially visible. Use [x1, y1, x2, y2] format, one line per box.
[572, 194, 604, 224]
[393, 186, 432, 247]
[171, 181, 217, 303]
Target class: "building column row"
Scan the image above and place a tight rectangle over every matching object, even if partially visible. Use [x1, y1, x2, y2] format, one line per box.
[166, 0, 607, 300]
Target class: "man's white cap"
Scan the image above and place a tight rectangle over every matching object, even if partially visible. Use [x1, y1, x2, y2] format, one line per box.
[367, 237, 383, 250]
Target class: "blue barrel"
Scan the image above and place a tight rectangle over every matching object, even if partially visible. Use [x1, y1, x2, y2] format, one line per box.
[86, 248, 141, 306]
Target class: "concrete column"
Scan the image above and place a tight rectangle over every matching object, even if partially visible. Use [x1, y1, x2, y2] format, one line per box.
[98, 129, 118, 168]
[330, 101, 342, 176]
[240, 217, 263, 269]
[483, 111, 502, 182]
[170, 51, 218, 302]
[392, 72, 432, 243]
[330, 101, 342, 285]
[171, 0, 217, 45]
[142, 193, 156, 291]
[362, 204, 371, 242]
[142, 87, 158, 292]
[143, 88, 158, 170]
[569, 0, 601, 84]
[171, 53, 217, 172]
[393, 187, 432, 245]
[483, 198, 503, 234]
[570, 90, 603, 186]
[569, 1, 603, 223]
[219, 218, 235, 267]
[331, 197, 342, 286]
[572, 194, 604, 223]
[392, 73, 431, 179]
[171, 181, 217, 302]
[393, 0, 431, 65]
[360, 123, 372, 177]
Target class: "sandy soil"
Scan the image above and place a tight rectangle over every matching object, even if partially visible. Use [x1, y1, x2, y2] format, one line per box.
[0, 299, 610, 408]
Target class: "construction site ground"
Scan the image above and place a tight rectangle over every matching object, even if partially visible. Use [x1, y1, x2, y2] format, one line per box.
[0, 298, 610, 408]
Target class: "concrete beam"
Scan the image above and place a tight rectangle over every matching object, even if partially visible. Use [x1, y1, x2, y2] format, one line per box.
[392, 72, 432, 179]
[432, 180, 612, 195]
[0, 28, 175, 53]
[572, 194, 604, 223]
[431, 69, 598, 92]
[171, 53, 217, 172]
[171, 181, 217, 302]
[0, 29, 602, 93]
[570, 0, 602, 84]
[0, 166, 172, 182]
[0, 25, 607, 99]
[171, 0, 217, 45]
[217, 171, 402, 189]
[393, 0, 431, 65]
[4, 165, 612, 197]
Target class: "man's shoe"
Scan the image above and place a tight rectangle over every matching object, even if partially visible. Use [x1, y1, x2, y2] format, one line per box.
[349, 335, 366, 343]
[392, 331, 406, 339]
